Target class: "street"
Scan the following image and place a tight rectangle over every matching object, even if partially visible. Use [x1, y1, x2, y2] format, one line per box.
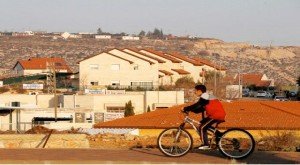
[0, 148, 299, 164]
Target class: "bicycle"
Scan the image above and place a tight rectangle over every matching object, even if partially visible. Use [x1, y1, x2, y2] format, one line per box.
[157, 111, 255, 159]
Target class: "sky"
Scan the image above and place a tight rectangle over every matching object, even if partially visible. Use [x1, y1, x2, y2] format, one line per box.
[0, 0, 299, 46]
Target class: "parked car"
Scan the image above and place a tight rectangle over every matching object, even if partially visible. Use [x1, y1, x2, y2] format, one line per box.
[242, 91, 249, 97]
[274, 96, 289, 101]
[266, 92, 273, 98]
[256, 91, 267, 97]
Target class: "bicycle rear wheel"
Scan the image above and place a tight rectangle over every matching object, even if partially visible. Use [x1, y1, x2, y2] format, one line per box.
[218, 128, 255, 159]
[157, 128, 193, 157]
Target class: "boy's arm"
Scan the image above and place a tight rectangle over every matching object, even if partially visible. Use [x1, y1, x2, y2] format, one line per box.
[183, 97, 209, 112]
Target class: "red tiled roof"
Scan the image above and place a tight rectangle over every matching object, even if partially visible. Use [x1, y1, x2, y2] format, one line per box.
[77, 51, 134, 64]
[106, 53, 134, 64]
[124, 48, 166, 63]
[94, 101, 300, 130]
[112, 49, 155, 65]
[167, 52, 203, 66]
[14, 57, 72, 72]
[171, 69, 190, 75]
[192, 57, 227, 71]
[141, 49, 182, 63]
[235, 73, 271, 87]
[159, 70, 174, 76]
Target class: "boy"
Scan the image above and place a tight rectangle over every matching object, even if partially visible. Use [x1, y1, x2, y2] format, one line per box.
[183, 85, 226, 150]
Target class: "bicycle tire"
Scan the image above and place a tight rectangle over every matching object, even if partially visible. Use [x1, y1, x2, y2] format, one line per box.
[217, 128, 255, 159]
[157, 127, 193, 157]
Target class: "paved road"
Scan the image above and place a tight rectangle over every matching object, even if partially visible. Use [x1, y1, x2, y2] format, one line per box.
[0, 148, 299, 164]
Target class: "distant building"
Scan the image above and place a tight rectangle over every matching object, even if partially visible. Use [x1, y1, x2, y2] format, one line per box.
[122, 36, 140, 41]
[12, 32, 31, 37]
[95, 35, 111, 39]
[13, 57, 72, 76]
[61, 32, 71, 39]
[33, 31, 47, 35]
[24, 31, 34, 36]
[233, 73, 274, 87]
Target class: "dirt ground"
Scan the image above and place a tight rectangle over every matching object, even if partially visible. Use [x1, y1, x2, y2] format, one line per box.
[0, 148, 299, 164]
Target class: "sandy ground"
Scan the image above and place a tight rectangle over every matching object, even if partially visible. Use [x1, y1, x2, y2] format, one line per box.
[0, 148, 299, 164]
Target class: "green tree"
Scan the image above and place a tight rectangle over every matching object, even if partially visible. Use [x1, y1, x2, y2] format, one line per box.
[175, 76, 195, 89]
[147, 105, 151, 112]
[97, 28, 103, 34]
[124, 100, 135, 117]
[138, 30, 146, 37]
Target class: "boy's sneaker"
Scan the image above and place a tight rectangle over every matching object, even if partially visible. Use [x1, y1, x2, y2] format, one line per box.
[198, 145, 211, 150]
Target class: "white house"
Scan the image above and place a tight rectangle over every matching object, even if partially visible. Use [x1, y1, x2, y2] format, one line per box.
[95, 35, 111, 39]
[122, 36, 140, 41]
[13, 57, 72, 76]
[78, 48, 226, 88]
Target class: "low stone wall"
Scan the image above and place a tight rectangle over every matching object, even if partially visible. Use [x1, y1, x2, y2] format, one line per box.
[0, 134, 89, 148]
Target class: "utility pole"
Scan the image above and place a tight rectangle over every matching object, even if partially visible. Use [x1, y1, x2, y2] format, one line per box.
[46, 62, 58, 122]
[214, 54, 217, 96]
[238, 50, 241, 99]
[238, 47, 246, 98]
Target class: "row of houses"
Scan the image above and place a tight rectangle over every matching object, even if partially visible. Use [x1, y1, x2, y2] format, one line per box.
[77, 48, 226, 90]
[10, 48, 227, 90]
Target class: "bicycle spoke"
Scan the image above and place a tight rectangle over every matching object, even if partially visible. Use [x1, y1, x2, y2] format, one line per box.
[218, 129, 255, 159]
[158, 128, 192, 157]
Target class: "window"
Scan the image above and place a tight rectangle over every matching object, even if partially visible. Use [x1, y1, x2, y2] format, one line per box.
[111, 80, 120, 86]
[131, 81, 153, 89]
[75, 113, 85, 123]
[134, 65, 139, 70]
[106, 106, 125, 113]
[111, 64, 120, 71]
[94, 113, 104, 123]
[90, 81, 98, 86]
[89, 64, 99, 70]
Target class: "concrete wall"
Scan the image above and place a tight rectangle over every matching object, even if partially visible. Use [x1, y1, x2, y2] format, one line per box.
[0, 94, 54, 108]
[62, 91, 184, 114]
[0, 91, 184, 131]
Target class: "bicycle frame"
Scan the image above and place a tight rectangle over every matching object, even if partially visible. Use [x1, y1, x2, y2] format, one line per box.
[179, 115, 222, 146]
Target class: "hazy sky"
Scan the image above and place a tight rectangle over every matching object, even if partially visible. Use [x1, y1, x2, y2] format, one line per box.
[0, 0, 299, 46]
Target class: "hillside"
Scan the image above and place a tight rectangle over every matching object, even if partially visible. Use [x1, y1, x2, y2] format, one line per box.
[0, 36, 299, 84]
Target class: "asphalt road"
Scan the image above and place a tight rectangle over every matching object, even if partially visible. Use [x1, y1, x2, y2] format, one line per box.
[0, 148, 299, 164]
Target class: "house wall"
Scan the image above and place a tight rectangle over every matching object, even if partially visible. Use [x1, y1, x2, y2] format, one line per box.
[108, 49, 159, 86]
[79, 52, 158, 88]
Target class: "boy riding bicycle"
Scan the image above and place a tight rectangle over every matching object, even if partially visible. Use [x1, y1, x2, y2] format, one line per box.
[183, 85, 226, 150]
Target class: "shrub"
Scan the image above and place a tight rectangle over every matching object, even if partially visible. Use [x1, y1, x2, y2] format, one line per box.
[0, 87, 10, 94]
[175, 76, 195, 89]
[124, 100, 135, 117]
[257, 131, 300, 152]
[147, 105, 151, 112]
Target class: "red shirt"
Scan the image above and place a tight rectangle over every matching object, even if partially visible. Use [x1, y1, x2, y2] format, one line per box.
[205, 99, 226, 121]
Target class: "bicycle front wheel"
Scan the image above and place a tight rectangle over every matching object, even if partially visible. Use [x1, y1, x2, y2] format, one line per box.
[157, 128, 193, 157]
[218, 128, 255, 159]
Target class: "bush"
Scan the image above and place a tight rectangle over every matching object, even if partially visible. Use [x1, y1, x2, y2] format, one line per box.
[0, 87, 10, 94]
[257, 131, 300, 152]
[175, 76, 195, 89]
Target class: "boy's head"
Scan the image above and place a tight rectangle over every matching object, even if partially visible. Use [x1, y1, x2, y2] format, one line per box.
[194, 84, 206, 96]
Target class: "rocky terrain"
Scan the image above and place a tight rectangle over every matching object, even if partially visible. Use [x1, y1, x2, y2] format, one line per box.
[0, 36, 299, 84]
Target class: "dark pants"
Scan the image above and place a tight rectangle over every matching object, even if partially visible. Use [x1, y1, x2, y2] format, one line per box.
[199, 117, 219, 145]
